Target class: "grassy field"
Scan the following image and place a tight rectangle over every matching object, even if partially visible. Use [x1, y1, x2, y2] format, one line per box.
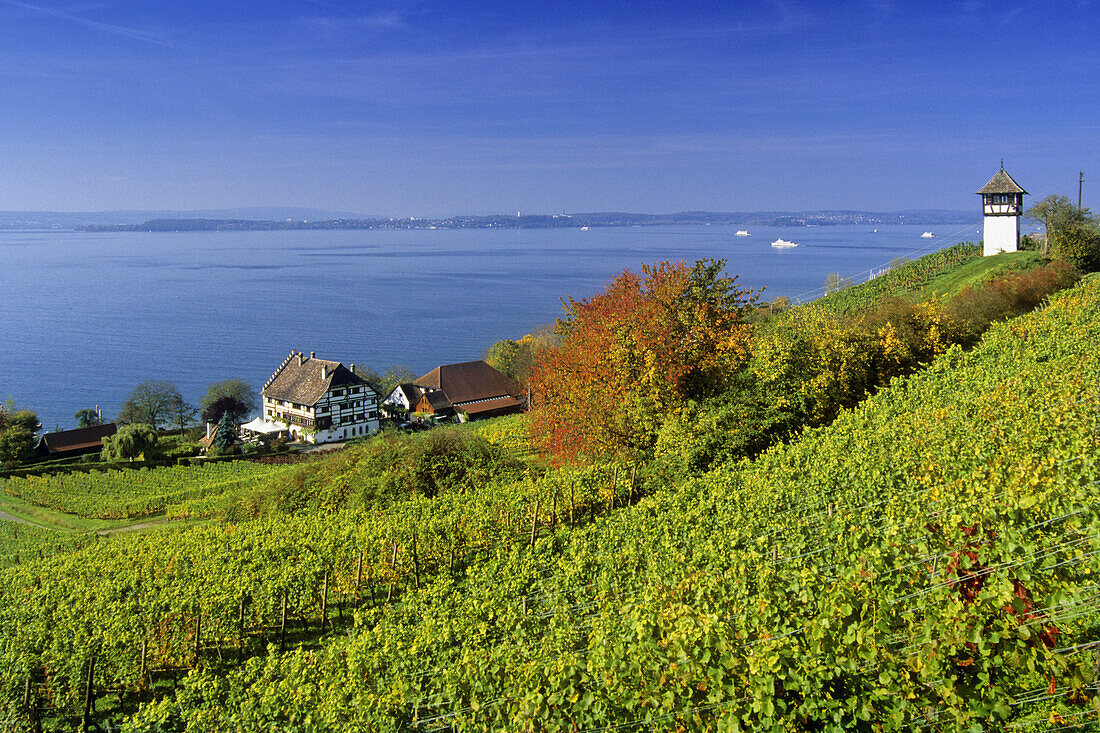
[924, 249, 1045, 297]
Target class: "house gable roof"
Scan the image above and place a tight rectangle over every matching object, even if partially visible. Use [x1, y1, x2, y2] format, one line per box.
[413, 360, 523, 405]
[977, 168, 1027, 195]
[417, 390, 454, 413]
[389, 383, 421, 405]
[262, 350, 372, 406]
[37, 423, 117, 454]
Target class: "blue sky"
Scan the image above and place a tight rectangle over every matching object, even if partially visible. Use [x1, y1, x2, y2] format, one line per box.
[0, 0, 1096, 214]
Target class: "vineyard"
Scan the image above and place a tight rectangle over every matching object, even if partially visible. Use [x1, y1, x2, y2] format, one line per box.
[811, 241, 981, 314]
[0, 274, 1098, 730]
[0, 522, 94, 570]
[0, 461, 296, 520]
[160, 272, 1095, 731]
[470, 413, 535, 459]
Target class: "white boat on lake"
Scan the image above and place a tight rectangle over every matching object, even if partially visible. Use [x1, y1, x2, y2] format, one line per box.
[771, 238, 798, 248]
[921, 231, 935, 238]
[735, 230, 750, 237]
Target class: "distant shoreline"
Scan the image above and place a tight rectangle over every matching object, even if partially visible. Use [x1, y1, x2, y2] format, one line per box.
[74, 210, 977, 233]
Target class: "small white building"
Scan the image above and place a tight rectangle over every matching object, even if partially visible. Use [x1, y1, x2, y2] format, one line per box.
[382, 383, 422, 418]
[977, 166, 1027, 256]
[261, 350, 380, 443]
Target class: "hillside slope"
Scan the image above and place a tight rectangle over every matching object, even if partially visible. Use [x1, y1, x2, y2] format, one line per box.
[96, 274, 1100, 731]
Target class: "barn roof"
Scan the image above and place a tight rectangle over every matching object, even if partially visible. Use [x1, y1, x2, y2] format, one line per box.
[418, 390, 454, 413]
[37, 423, 117, 454]
[414, 360, 523, 405]
[461, 396, 522, 416]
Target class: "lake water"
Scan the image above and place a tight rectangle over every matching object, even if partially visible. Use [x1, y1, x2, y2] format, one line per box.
[0, 222, 982, 431]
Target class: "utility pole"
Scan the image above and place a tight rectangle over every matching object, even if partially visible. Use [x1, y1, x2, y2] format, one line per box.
[1080, 171, 1086, 210]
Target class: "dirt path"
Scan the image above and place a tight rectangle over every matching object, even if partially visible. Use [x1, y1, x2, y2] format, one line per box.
[0, 508, 40, 526]
[96, 518, 171, 537]
[0, 506, 170, 535]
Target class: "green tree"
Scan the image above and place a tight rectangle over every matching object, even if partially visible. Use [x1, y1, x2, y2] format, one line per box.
[73, 408, 103, 428]
[201, 396, 250, 425]
[0, 407, 39, 434]
[118, 381, 183, 430]
[0, 426, 34, 465]
[355, 365, 419, 398]
[212, 411, 238, 453]
[167, 394, 200, 433]
[484, 339, 521, 378]
[101, 423, 158, 461]
[380, 366, 418, 396]
[0, 402, 40, 465]
[1051, 218, 1100, 272]
[485, 328, 558, 383]
[1027, 194, 1099, 267]
[200, 379, 257, 417]
[351, 365, 386, 396]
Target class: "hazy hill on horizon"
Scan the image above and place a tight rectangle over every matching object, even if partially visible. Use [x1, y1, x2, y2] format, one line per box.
[0, 207, 375, 229]
[0, 208, 977, 230]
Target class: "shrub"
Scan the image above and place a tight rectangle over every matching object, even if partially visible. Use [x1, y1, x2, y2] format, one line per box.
[101, 424, 158, 461]
[946, 260, 1080, 341]
[236, 426, 528, 515]
[1051, 219, 1100, 272]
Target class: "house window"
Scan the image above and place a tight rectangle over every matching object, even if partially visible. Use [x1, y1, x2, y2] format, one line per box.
[332, 389, 344, 397]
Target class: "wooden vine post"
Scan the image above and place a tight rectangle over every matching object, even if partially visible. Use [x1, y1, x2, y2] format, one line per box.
[279, 592, 288, 653]
[529, 500, 540, 547]
[411, 540, 421, 590]
[610, 467, 618, 512]
[81, 654, 96, 732]
[386, 542, 399, 602]
[194, 612, 202, 666]
[139, 639, 148, 685]
[355, 551, 364, 601]
[237, 597, 246, 666]
[320, 571, 329, 633]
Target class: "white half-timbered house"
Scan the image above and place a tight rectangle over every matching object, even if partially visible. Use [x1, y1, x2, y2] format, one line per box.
[262, 350, 380, 443]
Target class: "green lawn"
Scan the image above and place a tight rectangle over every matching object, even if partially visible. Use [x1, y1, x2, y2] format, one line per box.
[923, 249, 1045, 297]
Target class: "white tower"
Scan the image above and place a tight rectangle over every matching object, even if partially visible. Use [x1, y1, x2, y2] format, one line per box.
[977, 165, 1027, 256]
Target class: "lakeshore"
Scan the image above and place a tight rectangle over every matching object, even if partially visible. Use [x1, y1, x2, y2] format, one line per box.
[0, 223, 981, 429]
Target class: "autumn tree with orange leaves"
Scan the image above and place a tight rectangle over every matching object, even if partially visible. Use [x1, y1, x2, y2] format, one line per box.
[530, 259, 757, 464]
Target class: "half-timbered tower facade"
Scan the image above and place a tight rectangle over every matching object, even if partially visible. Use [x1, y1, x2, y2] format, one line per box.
[261, 350, 380, 443]
[977, 166, 1027, 256]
